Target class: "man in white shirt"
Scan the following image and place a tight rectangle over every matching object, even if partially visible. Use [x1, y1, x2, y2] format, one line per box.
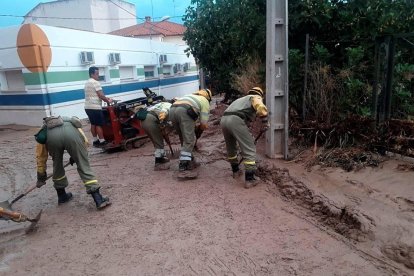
[84, 67, 112, 147]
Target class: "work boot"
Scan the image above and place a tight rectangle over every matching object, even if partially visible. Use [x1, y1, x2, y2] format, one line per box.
[90, 188, 111, 210]
[154, 157, 170, 171]
[179, 160, 191, 171]
[231, 163, 242, 179]
[244, 170, 260, 189]
[56, 188, 73, 204]
[98, 140, 109, 148]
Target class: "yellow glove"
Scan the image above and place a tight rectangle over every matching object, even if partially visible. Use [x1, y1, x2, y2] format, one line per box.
[78, 128, 89, 147]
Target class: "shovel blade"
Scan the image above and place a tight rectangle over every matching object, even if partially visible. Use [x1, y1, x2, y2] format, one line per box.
[0, 200, 12, 210]
[26, 210, 42, 234]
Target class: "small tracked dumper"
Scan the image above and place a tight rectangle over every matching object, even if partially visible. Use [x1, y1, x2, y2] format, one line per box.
[101, 90, 165, 151]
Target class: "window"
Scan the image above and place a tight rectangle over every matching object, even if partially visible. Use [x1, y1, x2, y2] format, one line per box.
[144, 65, 156, 79]
[97, 67, 108, 82]
[119, 66, 135, 81]
[0, 70, 25, 91]
[162, 65, 172, 76]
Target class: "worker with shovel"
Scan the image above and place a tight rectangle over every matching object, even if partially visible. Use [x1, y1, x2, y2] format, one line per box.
[169, 89, 212, 178]
[35, 116, 111, 209]
[220, 87, 269, 188]
[136, 101, 174, 171]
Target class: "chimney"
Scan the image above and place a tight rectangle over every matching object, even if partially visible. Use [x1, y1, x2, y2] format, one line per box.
[145, 16, 151, 22]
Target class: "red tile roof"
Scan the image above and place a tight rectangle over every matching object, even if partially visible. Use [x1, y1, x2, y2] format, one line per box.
[109, 20, 186, 37]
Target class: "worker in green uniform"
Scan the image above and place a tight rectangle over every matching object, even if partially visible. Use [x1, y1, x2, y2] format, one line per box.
[220, 87, 269, 188]
[169, 89, 212, 172]
[35, 116, 111, 209]
[140, 101, 173, 171]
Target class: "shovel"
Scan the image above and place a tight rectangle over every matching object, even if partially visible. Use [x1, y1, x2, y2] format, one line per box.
[0, 207, 42, 233]
[0, 161, 71, 210]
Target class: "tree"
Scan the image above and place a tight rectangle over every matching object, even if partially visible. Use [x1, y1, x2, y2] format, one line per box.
[184, 0, 414, 119]
[183, 0, 266, 94]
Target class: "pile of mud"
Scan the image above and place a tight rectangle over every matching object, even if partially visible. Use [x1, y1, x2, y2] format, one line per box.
[256, 163, 375, 242]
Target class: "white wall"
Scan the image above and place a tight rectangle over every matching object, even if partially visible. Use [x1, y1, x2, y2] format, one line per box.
[0, 24, 199, 126]
[164, 36, 186, 46]
[23, 0, 137, 33]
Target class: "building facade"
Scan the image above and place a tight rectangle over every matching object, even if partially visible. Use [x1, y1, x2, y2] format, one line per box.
[23, 0, 137, 33]
[0, 24, 199, 126]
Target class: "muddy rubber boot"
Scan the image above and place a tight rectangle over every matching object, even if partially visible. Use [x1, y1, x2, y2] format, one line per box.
[90, 188, 111, 210]
[56, 188, 73, 205]
[179, 160, 191, 172]
[154, 157, 170, 171]
[244, 170, 260, 189]
[231, 163, 242, 179]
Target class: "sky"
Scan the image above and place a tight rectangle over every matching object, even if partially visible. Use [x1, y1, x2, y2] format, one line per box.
[0, 0, 192, 27]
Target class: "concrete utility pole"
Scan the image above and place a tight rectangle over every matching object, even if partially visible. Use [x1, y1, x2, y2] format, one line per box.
[265, 0, 289, 159]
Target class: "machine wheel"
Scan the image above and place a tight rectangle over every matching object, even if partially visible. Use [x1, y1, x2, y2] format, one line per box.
[122, 140, 133, 151]
[133, 139, 147, 148]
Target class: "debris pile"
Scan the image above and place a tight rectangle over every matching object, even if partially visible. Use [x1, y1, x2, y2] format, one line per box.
[290, 115, 414, 170]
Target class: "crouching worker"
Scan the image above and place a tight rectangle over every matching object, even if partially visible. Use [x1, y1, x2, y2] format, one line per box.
[220, 87, 269, 189]
[35, 116, 111, 209]
[169, 89, 212, 173]
[136, 101, 173, 171]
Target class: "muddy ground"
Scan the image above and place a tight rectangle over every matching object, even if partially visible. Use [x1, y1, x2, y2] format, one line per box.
[0, 101, 413, 275]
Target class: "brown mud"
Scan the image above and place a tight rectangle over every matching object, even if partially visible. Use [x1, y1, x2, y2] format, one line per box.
[0, 100, 413, 275]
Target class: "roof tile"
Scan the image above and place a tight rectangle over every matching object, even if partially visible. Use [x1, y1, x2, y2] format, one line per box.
[109, 21, 186, 37]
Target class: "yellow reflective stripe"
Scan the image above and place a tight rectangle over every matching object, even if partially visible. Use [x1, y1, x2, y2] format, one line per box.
[84, 180, 98, 185]
[228, 155, 237, 160]
[243, 161, 256, 165]
[53, 175, 67, 181]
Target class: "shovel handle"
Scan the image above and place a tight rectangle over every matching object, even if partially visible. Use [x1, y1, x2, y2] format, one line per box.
[0, 207, 24, 220]
[10, 185, 37, 205]
[161, 128, 174, 154]
[10, 161, 71, 206]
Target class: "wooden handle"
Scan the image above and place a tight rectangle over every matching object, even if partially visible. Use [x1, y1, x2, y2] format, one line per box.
[9, 161, 71, 206]
[0, 207, 23, 220]
[10, 185, 37, 205]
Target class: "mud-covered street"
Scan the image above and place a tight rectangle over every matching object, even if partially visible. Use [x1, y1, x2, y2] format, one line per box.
[0, 102, 413, 275]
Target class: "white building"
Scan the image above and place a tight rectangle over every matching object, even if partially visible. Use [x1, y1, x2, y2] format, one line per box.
[0, 24, 199, 126]
[23, 0, 137, 33]
[110, 16, 187, 46]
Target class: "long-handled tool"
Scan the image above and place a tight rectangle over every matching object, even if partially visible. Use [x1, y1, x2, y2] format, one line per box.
[0, 161, 71, 209]
[0, 207, 42, 233]
[161, 127, 179, 159]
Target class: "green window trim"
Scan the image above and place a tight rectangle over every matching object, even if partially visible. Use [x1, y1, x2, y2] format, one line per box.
[109, 69, 120, 79]
[23, 70, 89, 85]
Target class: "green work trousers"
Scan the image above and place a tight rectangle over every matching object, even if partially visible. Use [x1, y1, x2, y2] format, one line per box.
[169, 106, 196, 160]
[220, 115, 256, 171]
[142, 113, 164, 150]
[46, 122, 99, 193]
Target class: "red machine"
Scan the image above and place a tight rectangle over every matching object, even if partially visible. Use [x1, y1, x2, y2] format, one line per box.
[101, 93, 164, 151]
